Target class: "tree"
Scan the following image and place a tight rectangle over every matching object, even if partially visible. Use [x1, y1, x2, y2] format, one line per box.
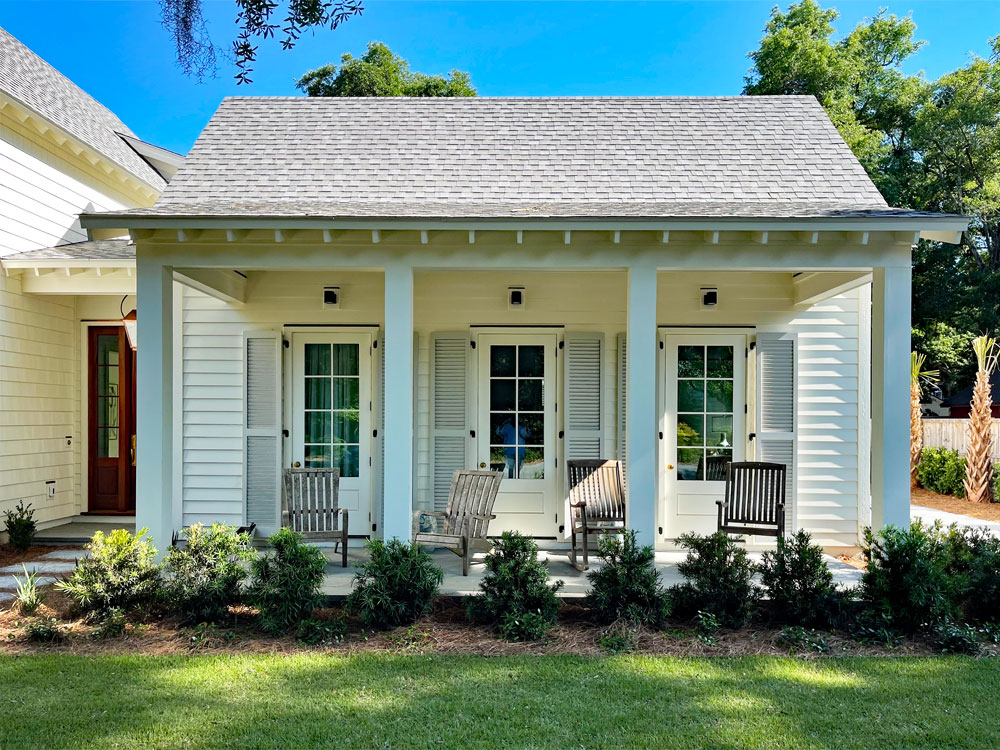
[159, 0, 364, 84]
[965, 335, 998, 503]
[910, 352, 939, 487]
[295, 42, 476, 97]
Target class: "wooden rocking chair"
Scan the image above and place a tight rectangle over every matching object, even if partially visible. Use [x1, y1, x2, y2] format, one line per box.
[567, 459, 627, 571]
[282, 467, 349, 567]
[716, 461, 786, 540]
[413, 469, 504, 575]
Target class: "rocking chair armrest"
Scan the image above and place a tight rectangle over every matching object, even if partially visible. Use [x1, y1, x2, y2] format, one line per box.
[569, 499, 589, 508]
[716, 500, 728, 508]
[419, 510, 448, 518]
[466, 513, 496, 522]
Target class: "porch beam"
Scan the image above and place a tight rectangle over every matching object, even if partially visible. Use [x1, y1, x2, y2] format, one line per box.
[871, 265, 911, 529]
[792, 271, 872, 309]
[382, 263, 415, 541]
[173, 268, 247, 305]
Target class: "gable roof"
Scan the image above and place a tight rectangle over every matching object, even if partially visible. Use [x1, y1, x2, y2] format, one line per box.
[0, 26, 166, 190]
[109, 95, 926, 221]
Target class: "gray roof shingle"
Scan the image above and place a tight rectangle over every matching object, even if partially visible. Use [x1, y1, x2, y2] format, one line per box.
[0, 26, 165, 190]
[1, 239, 134, 261]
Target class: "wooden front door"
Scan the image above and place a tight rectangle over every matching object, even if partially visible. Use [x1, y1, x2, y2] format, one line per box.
[87, 326, 136, 514]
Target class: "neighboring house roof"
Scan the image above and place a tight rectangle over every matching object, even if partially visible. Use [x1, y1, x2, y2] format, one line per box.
[0, 26, 167, 190]
[1, 238, 134, 261]
[941, 373, 1000, 409]
[100, 96, 926, 221]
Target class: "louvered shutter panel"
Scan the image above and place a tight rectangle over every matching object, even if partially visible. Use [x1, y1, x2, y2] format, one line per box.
[617, 334, 628, 486]
[563, 333, 604, 460]
[431, 333, 469, 512]
[376, 330, 385, 537]
[245, 331, 281, 534]
[755, 332, 797, 534]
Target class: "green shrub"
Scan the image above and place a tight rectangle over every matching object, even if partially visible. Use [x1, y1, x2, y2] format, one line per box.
[586, 530, 670, 628]
[346, 538, 443, 630]
[993, 463, 1000, 503]
[56, 528, 161, 621]
[4, 500, 36, 551]
[930, 525, 1000, 624]
[90, 609, 128, 639]
[929, 619, 982, 655]
[163, 523, 253, 624]
[598, 620, 640, 654]
[246, 527, 327, 634]
[467, 531, 563, 641]
[14, 565, 43, 614]
[757, 530, 843, 627]
[24, 617, 64, 643]
[296, 615, 346, 645]
[916, 447, 967, 497]
[859, 521, 961, 633]
[670, 532, 759, 627]
[776, 625, 831, 654]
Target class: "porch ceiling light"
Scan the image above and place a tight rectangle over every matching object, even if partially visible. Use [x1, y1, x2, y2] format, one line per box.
[120, 295, 137, 350]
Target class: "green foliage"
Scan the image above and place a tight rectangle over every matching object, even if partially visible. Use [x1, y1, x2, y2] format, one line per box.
[757, 530, 843, 626]
[297, 42, 476, 97]
[693, 611, 721, 646]
[4, 500, 36, 551]
[598, 620, 641, 654]
[346, 539, 443, 630]
[24, 617, 64, 644]
[776, 625, 831, 654]
[163, 524, 253, 624]
[56, 528, 160, 621]
[14, 565, 43, 614]
[246, 528, 327, 635]
[467, 532, 563, 641]
[585, 530, 671, 628]
[929, 619, 983, 655]
[916, 447, 967, 497]
[670, 532, 759, 627]
[296, 616, 347, 646]
[90, 609, 128, 640]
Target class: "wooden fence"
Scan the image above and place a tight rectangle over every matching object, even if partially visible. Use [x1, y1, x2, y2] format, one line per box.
[923, 419, 1000, 460]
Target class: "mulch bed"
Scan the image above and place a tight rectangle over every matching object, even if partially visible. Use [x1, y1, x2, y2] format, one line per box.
[912, 488, 1000, 523]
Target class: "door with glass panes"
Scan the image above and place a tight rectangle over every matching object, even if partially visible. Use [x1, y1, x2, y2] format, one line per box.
[476, 334, 558, 536]
[662, 334, 746, 537]
[291, 333, 373, 526]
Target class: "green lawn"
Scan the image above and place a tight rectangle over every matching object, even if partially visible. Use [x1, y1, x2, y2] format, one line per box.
[1, 654, 998, 749]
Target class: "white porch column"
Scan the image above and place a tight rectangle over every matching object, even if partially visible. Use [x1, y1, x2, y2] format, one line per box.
[382, 263, 415, 540]
[135, 257, 174, 552]
[871, 265, 911, 529]
[626, 264, 659, 546]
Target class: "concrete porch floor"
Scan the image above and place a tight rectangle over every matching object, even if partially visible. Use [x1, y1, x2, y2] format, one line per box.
[319, 546, 864, 599]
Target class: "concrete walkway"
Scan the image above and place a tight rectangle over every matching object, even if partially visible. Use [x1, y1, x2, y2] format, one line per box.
[911, 504, 1000, 536]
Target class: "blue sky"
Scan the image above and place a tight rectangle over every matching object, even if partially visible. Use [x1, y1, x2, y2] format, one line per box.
[2, 1, 998, 154]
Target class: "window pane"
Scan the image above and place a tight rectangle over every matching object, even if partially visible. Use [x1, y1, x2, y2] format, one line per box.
[489, 446, 508, 475]
[706, 380, 734, 412]
[490, 346, 516, 377]
[518, 380, 543, 411]
[305, 412, 331, 444]
[678, 346, 704, 377]
[305, 344, 331, 376]
[333, 445, 360, 478]
[332, 411, 360, 444]
[677, 380, 704, 412]
[490, 380, 516, 411]
[98, 363, 120, 397]
[705, 449, 733, 481]
[97, 428, 118, 458]
[520, 414, 544, 445]
[98, 397, 119, 428]
[677, 414, 704, 446]
[518, 345, 544, 377]
[333, 378, 360, 410]
[97, 335, 118, 367]
[305, 444, 331, 468]
[707, 346, 734, 378]
[305, 378, 331, 410]
[520, 448, 544, 479]
[707, 415, 734, 447]
[490, 413, 516, 444]
[332, 344, 359, 376]
[677, 448, 703, 481]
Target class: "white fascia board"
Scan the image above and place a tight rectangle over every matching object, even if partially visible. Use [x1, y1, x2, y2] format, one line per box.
[0, 258, 136, 271]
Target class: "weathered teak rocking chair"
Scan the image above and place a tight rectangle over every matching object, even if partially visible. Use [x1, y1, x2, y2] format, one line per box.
[282, 467, 349, 567]
[566, 459, 627, 571]
[413, 469, 504, 576]
[716, 461, 786, 540]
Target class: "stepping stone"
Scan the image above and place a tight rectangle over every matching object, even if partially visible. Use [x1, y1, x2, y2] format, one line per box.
[0, 561, 77, 575]
[0, 575, 58, 590]
[37, 550, 88, 561]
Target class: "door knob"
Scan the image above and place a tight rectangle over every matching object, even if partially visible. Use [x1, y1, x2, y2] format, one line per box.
[293, 461, 302, 468]
[667, 464, 674, 470]
[479, 462, 487, 469]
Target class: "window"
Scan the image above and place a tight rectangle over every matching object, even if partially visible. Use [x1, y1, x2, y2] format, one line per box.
[303, 343, 360, 477]
[676, 345, 734, 481]
[488, 344, 545, 479]
[95, 334, 120, 458]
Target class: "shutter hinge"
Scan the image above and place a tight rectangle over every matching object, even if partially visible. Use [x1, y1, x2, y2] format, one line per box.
[559, 430, 564, 439]
[749, 341, 757, 351]
[372, 523, 377, 532]
[749, 433, 757, 442]
[658, 431, 663, 439]
[373, 339, 378, 349]
[470, 430, 476, 438]
[559, 341, 564, 350]
[372, 429, 378, 438]
[659, 341, 664, 350]
[282, 429, 289, 438]
[282, 339, 289, 349]
[658, 526, 663, 536]
[470, 340, 476, 349]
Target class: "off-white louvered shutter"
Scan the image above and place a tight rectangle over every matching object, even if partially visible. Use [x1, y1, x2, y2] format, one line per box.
[376, 330, 385, 537]
[430, 333, 469, 512]
[755, 332, 797, 534]
[244, 331, 282, 534]
[563, 333, 604, 460]
[617, 334, 628, 484]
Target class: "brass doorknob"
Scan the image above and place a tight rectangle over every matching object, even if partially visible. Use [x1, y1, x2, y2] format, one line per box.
[667, 464, 674, 470]
[479, 462, 487, 469]
[293, 461, 301, 468]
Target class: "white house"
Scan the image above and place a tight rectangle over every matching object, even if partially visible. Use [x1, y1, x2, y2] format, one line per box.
[0, 27, 181, 534]
[74, 96, 967, 556]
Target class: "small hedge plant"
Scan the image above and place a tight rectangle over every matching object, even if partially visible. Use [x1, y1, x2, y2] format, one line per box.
[56, 528, 161, 621]
[163, 523, 254, 624]
[757, 530, 843, 627]
[4, 500, 36, 551]
[467, 531, 563, 641]
[670, 532, 759, 627]
[346, 539, 443, 630]
[246, 527, 327, 634]
[586, 530, 670, 628]
[916, 447, 967, 497]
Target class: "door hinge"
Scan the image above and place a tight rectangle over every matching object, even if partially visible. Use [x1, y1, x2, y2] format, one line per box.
[658, 526, 664, 535]
[372, 523, 377, 532]
[745, 347, 749, 358]
[744, 404, 748, 414]
[369, 456, 372, 466]
[658, 431, 663, 440]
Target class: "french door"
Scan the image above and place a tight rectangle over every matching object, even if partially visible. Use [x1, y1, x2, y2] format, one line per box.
[476, 333, 558, 536]
[87, 326, 136, 513]
[662, 334, 746, 537]
[290, 332, 373, 527]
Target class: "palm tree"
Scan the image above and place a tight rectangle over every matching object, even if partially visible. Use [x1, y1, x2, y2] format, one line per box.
[965, 335, 998, 503]
[910, 352, 939, 488]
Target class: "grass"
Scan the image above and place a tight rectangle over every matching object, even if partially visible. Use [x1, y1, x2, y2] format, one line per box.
[1, 653, 999, 749]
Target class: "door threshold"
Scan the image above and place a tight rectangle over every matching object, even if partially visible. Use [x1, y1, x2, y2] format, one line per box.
[80, 512, 137, 518]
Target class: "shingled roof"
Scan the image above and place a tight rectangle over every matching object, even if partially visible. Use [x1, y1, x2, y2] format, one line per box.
[112, 95, 912, 221]
[0, 26, 166, 190]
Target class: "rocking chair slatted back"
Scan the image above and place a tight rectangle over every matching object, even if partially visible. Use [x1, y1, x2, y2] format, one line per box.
[718, 461, 786, 538]
[282, 467, 341, 535]
[443, 469, 504, 539]
[567, 460, 626, 524]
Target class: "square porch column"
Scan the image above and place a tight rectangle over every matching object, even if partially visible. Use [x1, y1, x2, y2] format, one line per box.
[871, 265, 911, 529]
[382, 263, 415, 540]
[135, 257, 174, 552]
[627, 264, 659, 546]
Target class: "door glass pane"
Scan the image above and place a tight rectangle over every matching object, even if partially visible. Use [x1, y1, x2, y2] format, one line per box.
[305, 444, 331, 468]
[333, 445, 360, 478]
[677, 448, 703, 480]
[490, 346, 516, 377]
[332, 411, 360, 444]
[305, 378, 331, 410]
[332, 344, 359, 376]
[520, 449, 545, 479]
[332, 378, 359, 410]
[305, 344, 331, 375]
[97, 335, 118, 367]
[490, 446, 509, 476]
[305, 412, 331, 443]
[707, 415, 733, 447]
[520, 414, 544, 445]
[518, 380, 542, 411]
[706, 381, 733, 412]
[97, 428, 119, 458]
[678, 346, 704, 377]
[98, 397, 119, 428]
[707, 346, 734, 377]
[490, 380, 516, 411]
[488, 343, 546, 479]
[677, 414, 703, 446]
[677, 380, 704, 412]
[98, 363, 120, 397]
[491, 413, 515, 443]
[518, 346, 544, 377]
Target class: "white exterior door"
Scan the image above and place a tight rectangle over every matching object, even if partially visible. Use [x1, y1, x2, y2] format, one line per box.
[476, 333, 558, 536]
[291, 332, 373, 528]
[662, 334, 746, 538]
